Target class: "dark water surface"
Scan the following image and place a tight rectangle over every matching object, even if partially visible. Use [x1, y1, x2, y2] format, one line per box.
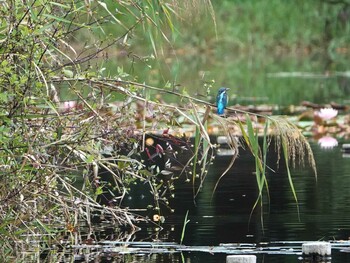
[112, 139, 350, 262]
[38, 137, 350, 262]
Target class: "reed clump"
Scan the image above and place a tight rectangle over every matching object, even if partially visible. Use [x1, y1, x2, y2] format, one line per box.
[0, 0, 318, 256]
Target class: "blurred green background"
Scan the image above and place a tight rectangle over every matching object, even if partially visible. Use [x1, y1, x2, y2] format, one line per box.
[76, 0, 350, 107]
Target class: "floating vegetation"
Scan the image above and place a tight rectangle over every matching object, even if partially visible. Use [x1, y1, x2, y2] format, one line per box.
[0, 0, 330, 258]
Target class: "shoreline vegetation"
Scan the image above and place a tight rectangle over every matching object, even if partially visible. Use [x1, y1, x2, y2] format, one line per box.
[0, 0, 348, 259]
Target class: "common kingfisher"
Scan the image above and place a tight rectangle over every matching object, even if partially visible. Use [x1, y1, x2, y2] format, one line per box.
[216, 87, 229, 115]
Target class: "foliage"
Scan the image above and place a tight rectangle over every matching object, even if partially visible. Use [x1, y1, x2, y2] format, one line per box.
[0, 0, 219, 253]
[0, 0, 318, 257]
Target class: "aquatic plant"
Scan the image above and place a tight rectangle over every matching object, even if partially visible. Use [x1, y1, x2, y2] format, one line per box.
[180, 210, 190, 245]
[0, 0, 218, 255]
[211, 111, 317, 226]
[318, 136, 338, 149]
[315, 108, 338, 121]
[0, 0, 318, 257]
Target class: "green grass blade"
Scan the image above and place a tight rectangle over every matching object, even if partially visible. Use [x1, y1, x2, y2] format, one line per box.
[246, 114, 259, 155]
[262, 121, 270, 198]
[282, 137, 300, 220]
[180, 210, 190, 245]
[237, 118, 250, 148]
[192, 125, 200, 185]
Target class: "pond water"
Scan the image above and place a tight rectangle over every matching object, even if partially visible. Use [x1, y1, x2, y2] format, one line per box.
[162, 139, 350, 262]
[77, 138, 350, 263]
[58, 42, 350, 261]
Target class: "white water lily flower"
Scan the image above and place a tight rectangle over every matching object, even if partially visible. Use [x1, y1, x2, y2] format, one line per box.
[318, 136, 338, 149]
[315, 108, 338, 120]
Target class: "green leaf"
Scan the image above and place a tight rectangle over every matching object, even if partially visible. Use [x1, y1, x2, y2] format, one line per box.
[86, 155, 95, 164]
[95, 186, 104, 196]
[282, 137, 300, 219]
[49, 1, 71, 9]
[62, 69, 74, 78]
[180, 210, 190, 245]
[192, 125, 200, 183]
[43, 14, 73, 24]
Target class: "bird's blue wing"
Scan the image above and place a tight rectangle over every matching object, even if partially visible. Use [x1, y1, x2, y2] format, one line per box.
[217, 92, 227, 115]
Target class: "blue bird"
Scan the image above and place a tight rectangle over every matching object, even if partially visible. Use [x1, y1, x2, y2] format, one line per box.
[216, 87, 229, 115]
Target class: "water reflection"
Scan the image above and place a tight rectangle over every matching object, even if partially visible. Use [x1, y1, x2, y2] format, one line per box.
[36, 138, 350, 263]
[206, 141, 348, 241]
[155, 139, 350, 262]
[318, 136, 338, 149]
